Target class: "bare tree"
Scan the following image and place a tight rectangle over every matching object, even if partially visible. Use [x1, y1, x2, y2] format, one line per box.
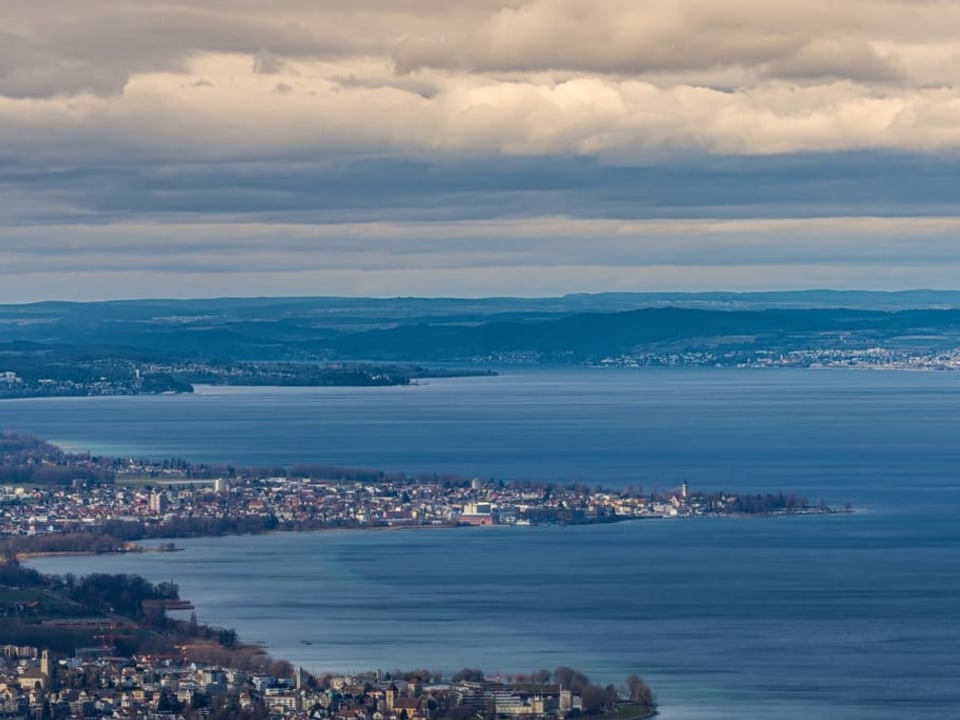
[626, 674, 656, 707]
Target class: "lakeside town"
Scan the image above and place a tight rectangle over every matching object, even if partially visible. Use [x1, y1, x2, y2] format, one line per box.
[0, 643, 656, 720]
[0, 434, 841, 547]
[596, 345, 960, 370]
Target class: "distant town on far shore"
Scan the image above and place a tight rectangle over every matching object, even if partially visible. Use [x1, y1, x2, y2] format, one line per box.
[5, 292, 960, 399]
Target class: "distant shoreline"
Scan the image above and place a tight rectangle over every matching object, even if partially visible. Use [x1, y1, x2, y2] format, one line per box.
[0, 363, 498, 401]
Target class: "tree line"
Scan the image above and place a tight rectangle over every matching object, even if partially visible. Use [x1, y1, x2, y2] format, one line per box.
[447, 665, 656, 714]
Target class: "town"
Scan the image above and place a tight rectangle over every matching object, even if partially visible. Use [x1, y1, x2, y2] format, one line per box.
[0, 644, 656, 720]
[596, 345, 960, 370]
[0, 435, 834, 548]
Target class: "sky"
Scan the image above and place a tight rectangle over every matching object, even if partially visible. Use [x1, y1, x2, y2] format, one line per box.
[4, 0, 960, 301]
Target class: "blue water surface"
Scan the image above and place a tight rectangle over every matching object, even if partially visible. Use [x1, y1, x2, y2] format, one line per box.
[10, 368, 960, 719]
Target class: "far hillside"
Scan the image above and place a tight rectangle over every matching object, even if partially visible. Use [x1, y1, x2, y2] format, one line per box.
[2, 292, 960, 376]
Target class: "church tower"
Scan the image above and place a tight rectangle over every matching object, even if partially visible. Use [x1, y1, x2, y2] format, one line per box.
[40, 649, 53, 690]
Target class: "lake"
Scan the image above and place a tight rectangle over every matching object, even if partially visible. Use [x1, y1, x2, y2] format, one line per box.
[10, 368, 960, 719]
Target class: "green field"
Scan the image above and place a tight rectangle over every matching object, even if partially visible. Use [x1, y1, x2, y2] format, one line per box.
[0, 587, 89, 618]
[603, 705, 658, 720]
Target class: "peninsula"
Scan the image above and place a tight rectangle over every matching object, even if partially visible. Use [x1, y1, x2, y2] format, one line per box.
[0, 433, 847, 559]
[0, 355, 495, 400]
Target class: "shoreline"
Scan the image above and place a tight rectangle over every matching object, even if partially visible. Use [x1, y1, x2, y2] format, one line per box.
[3, 363, 960, 404]
[14, 550, 114, 560]
[6, 550, 661, 718]
[12, 507, 849, 564]
[10, 539, 185, 562]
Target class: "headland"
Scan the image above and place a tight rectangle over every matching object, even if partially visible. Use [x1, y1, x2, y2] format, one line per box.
[0, 432, 848, 560]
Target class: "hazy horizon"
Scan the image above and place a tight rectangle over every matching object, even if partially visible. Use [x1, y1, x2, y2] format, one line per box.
[6, 287, 960, 307]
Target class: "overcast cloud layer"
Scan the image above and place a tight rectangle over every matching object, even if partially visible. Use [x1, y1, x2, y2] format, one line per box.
[3, 0, 960, 301]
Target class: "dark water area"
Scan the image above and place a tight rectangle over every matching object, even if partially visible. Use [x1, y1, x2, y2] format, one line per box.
[9, 369, 960, 719]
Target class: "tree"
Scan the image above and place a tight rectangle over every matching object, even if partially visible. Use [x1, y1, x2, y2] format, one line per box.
[531, 669, 551, 685]
[625, 674, 656, 707]
[580, 685, 614, 715]
[451, 668, 485, 683]
[444, 706, 476, 720]
[270, 659, 294, 678]
[553, 667, 589, 692]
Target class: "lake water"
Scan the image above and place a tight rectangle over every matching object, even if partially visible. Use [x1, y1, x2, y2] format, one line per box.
[9, 369, 960, 719]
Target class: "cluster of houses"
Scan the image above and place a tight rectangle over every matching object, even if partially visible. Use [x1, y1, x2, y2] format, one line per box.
[0, 647, 589, 720]
[0, 469, 697, 538]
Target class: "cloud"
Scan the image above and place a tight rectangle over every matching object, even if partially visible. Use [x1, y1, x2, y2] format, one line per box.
[4, 150, 960, 239]
[3, 0, 960, 158]
[3, 0, 960, 301]
[391, 0, 953, 82]
[253, 51, 288, 75]
[5, 263, 955, 303]
[1, 0, 490, 98]
[760, 38, 903, 83]
[4, 57, 960, 166]
[5, 215, 960, 301]
[4, 215, 960, 272]
[0, 32, 128, 98]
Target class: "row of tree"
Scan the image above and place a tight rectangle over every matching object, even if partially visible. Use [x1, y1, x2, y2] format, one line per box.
[447, 666, 656, 712]
[63, 572, 179, 620]
[723, 491, 810, 514]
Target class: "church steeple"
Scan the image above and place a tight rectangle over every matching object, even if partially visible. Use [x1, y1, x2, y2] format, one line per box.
[38, 649, 55, 690]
